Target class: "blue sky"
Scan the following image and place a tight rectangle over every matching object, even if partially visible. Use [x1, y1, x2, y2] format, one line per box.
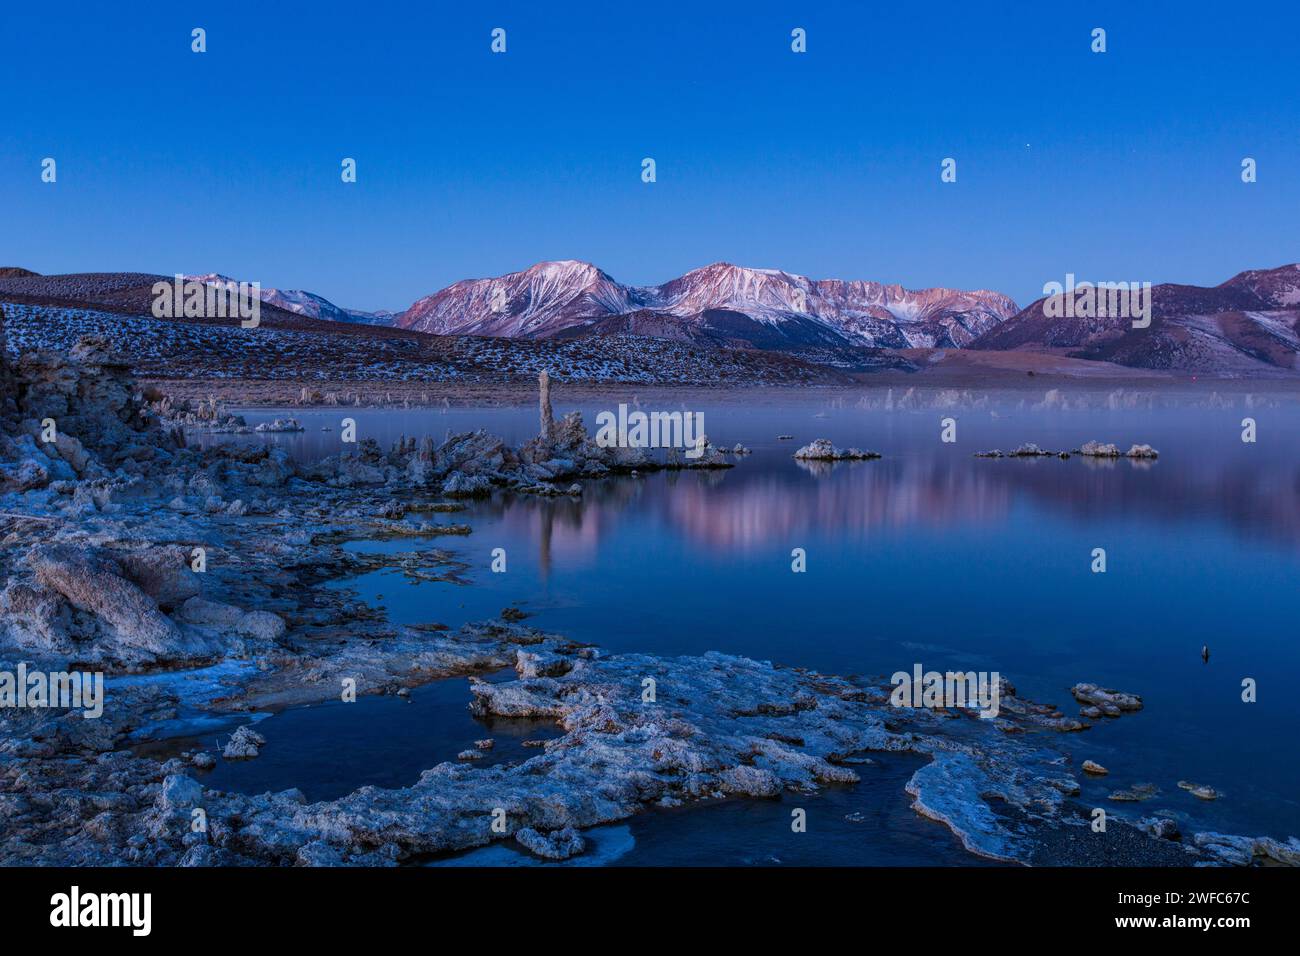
[2, 0, 1297, 311]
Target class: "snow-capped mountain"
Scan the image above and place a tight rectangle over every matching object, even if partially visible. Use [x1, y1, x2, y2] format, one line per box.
[395, 260, 1019, 350]
[393, 261, 642, 339]
[187, 274, 390, 326]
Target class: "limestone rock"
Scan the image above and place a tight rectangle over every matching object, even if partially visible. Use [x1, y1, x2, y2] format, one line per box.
[177, 597, 245, 627]
[1071, 683, 1143, 718]
[236, 610, 287, 642]
[29, 544, 203, 663]
[1138, 816, 1182, 841]
[441, 472, 492, 498]
[793, 438, 880, 461]
[515, 826, 585, 860]
[113, 546, 201, 610]
[1126, 444, 1159, 459]
[222, 725, 266, 760]
[254, 418, 303, 433]
[1193, 832, 1300, 867]
[158, 774, 204, 811]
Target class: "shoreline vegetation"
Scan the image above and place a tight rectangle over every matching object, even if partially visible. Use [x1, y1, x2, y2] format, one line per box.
[2, 327, 1298, 867]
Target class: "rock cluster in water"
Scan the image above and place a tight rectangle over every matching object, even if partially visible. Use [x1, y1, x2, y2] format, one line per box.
[1077, 440, 1159, 459]
[975, 442, 1066, 459]
[222, 725, 266, 759]
[1070, 683, 1143, 719]
[254, 418, 304, 433]
[976, 440, 1160, 460]
[792, 438, 880, 461]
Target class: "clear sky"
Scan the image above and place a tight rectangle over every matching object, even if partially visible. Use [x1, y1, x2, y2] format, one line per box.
[2, 0, 1297, 312]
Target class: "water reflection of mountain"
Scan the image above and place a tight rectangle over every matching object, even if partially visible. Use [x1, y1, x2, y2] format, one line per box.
[663, 459, 1013, 546]
[486, 451, 1300, 557]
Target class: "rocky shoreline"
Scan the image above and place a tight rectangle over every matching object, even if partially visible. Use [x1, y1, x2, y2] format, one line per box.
[2, 325, 1296, 867]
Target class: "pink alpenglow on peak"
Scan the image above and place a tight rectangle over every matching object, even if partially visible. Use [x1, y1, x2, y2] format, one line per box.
[395, 260, 1019, 350]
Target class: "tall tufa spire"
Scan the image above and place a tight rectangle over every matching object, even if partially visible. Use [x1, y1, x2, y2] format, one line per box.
[539, 369, 553, 443]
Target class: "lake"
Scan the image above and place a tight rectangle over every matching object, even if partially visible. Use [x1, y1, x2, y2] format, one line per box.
[198, 388, 1300, 863]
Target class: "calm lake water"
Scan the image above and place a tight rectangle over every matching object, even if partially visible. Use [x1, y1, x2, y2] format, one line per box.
[201, 390, 1300, 864]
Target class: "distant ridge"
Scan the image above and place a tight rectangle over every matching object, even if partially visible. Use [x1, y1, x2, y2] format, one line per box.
[972, 264, 1300, 373]
[187, 274, 394, 326]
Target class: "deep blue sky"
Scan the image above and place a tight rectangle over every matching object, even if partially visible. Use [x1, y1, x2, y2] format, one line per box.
[2, 1, 1297, 312]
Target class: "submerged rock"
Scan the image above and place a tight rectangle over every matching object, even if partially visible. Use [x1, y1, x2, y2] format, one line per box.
[1108, 783, 1159, 802]
[1178, 780, 1221, 801]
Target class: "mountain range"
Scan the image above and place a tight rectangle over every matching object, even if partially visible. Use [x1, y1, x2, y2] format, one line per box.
[3, 261, 1299, 376]
[395, 260, 1019, 358]
[391, 259, 1300, 374]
